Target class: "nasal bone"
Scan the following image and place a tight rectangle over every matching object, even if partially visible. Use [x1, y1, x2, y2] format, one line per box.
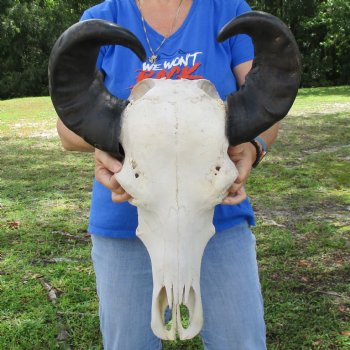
[151, 282, 203, 340]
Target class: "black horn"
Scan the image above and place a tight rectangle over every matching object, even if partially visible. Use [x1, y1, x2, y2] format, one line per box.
[49, 19, 146, 154]
[217, 11, 301, 146]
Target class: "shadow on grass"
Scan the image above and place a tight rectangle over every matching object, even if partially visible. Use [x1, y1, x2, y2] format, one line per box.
[261, 259, 349, 350]
[0, 137, 94, 202]
[0, 137, 94, 254]
[1, 95, 349, 349]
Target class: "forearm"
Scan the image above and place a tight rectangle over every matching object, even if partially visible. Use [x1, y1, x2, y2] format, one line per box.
[56, 118, 94, 152]
[257, 122, 280, 149]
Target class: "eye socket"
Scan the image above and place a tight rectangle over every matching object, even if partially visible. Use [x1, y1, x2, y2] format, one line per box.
[215, 166, 221, 171]
[135, 173, 139, 178]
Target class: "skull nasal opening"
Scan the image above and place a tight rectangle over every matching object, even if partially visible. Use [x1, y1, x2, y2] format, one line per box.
[154, 284, 198, 334]
[179, 305, 190, 329]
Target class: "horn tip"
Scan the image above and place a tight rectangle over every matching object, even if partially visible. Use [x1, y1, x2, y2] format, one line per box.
[138, 50, 147, 63]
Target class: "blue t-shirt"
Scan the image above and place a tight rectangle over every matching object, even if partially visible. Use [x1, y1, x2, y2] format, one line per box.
[81, 0, 255, 238]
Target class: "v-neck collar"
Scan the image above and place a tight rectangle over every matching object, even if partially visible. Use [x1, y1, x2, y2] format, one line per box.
[130, 0, 198, 42]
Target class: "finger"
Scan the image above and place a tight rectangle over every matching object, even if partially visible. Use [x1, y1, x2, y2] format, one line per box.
[95, 149, 122, 173]
[234, 174, 244, 185]
[95, 166, 121, 192]
[222, 187, 247, 205]
[222, 191, 246, 205]
[112, 191, 132, 203]
[95, 150, 132, 202]
[227, 145, 243, 158]
[235, 157, 253, 184]
[111, 184, 132, 201]
[114, 185, 126, 195]
[227, 182, 242, 194]
[96, 168, 132, 201]
[231, 165, 247, 185]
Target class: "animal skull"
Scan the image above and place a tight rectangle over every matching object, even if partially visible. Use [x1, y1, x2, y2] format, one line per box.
[116, 78, 237, 339]
[48, 11, 301, 341]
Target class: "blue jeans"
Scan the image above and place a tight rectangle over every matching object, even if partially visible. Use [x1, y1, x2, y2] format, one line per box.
[91, 222, 266, 350]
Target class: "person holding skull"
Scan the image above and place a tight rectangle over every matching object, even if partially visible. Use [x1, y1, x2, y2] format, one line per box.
[53, 0, 300, 349]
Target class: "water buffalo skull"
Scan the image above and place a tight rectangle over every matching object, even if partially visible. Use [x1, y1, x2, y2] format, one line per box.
[48, 12, 301, 340]
[117, 78, 237, 339]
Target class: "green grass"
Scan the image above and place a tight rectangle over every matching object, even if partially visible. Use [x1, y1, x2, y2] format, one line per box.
[0, 86, 349, 349]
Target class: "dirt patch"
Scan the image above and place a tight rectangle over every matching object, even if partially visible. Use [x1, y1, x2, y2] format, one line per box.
[9, 121, 56, 138]
[289, 102, 350, 116]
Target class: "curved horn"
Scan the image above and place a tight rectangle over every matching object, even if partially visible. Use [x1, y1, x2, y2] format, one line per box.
[217, 11, 301, 146]
[49, 19, 146, 154]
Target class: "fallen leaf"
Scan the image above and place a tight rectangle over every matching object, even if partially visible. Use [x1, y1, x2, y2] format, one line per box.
[7, 220, 20, 229]
[57, 328, 70, 342]
[338, 305, 350, 313]
[298, 259, 311, 267]
[261, 219, 286, 227]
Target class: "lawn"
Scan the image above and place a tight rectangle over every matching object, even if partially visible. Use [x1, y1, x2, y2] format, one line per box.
[0, 86, 349, 349]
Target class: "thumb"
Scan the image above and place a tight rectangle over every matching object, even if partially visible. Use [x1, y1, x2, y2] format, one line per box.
[234, 157, 252, 184]
[95, 149, 122, 173]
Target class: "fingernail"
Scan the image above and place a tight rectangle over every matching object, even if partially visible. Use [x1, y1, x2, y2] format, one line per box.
[112, 164, 121, 173]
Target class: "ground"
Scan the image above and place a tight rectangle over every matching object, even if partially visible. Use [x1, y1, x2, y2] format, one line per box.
[0, 86, 349, 349]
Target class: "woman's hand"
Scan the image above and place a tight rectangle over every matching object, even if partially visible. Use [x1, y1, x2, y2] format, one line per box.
[94, 149, 132, 202]
[222, 142, 256, 205]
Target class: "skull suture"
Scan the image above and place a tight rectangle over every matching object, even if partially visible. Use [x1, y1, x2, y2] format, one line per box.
[49, 11, 301, 341]
[116, 78, 237, 339]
